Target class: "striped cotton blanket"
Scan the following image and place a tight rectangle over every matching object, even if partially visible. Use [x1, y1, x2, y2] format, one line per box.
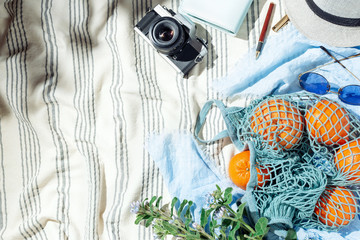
[0, 0, 284, 239]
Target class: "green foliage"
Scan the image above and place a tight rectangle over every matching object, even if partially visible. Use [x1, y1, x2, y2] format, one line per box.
[130, 185, 297, 240]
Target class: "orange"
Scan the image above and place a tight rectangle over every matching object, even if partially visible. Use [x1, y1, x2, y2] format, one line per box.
[228, 151, 270, 190]
[334, 139, 360, 182]
[314, 186, 357, 227]
[305, 99, 350, 146]
[250, 99, 304, 150]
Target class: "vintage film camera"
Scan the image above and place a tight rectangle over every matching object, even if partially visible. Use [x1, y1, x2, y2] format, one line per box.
[134, 5, 208, 76]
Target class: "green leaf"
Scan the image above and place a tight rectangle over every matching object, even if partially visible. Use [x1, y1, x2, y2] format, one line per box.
[236, 203, 246, 219]
[153, 224, 163, 232]
[229, 222, 241, 239]
[142, 198, 148, 208]
[220, 229, 227, 238]
[177, 199, 188, 216]
[185, 201, 193, 218]
[171, 197, 178, 216]
[184, 218, 192, 229]
[254, 217, 269, 237]
[285, 229, 297, 240]
[162, 221, 179, 236]
[155, 196, 163, 208]
[145, 216, 154, 227]
[134, 214, 146, 225]
[149, 196, 157, 206]
[209, 219, 218, 232]
[228, 235, 235, 240]
[224, 195, 233, 205]
[149, 196, 157, 212]
[185, 233, 201, 240]
[221, 218, 232, 228]
[200, 208, 207, 227]
[224, 187, 233, 198]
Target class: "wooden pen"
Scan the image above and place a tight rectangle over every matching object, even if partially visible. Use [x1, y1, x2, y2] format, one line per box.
[256, 2, 275, 59]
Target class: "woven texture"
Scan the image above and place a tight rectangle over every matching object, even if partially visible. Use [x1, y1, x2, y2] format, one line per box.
[196, 92, 360, 236]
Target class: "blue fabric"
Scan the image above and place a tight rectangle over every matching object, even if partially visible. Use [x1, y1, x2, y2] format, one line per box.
[146, 132, 245, 223]
[213, 23, 360, 116]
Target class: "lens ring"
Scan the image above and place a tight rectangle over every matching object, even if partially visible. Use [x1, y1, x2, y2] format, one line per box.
[338, 84, 360, 105]
[158, 26, 174, 42]
[299, 72, 330, 95]
[149, 17, 186, 55]
[152, 19, 179, 45]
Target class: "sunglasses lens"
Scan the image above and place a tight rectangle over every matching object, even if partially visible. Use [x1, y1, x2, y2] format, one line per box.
[338, 85, 360, 105]
[299, 72, 330, 95]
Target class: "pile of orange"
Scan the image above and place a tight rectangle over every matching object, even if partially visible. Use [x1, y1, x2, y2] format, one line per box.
[314, 186, 357, 227]
[305, 99, 350, 146]
[307, 100, 358, 227]
[228, 150, 270, 190]
[250, 99, 304, 150]
[334, 139, 360, 182]
[227, 97, 359, 228]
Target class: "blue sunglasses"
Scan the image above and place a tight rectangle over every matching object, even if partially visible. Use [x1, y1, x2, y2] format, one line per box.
[299, 46, 360, 105]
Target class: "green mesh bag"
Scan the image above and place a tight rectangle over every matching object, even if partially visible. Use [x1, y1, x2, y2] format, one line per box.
[194, 92, 360, 237]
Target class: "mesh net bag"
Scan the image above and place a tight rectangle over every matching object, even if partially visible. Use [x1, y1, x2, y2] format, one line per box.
[195, 92, 360, 236]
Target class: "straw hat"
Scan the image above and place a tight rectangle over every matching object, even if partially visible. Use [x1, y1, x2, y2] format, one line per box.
[284, 0, 360, 47]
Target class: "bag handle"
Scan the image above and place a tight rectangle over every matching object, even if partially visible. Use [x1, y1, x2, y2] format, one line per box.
[194, 99, 230, 143]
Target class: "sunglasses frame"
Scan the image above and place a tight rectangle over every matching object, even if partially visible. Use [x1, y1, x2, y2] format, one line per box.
[298, 47, 360, 105]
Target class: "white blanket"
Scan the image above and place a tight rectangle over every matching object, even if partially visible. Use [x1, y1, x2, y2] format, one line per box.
[0, 0, 282, 239]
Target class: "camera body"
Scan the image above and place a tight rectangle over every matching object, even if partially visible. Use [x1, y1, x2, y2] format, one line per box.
[134, 5, 208, 76]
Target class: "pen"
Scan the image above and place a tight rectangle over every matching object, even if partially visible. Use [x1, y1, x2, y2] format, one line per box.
[256, 2, 275, 59]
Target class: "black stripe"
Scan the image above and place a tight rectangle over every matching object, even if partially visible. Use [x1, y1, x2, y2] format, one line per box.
[4, 2, 31, 237]
[250, 0, 256, 46]
[204, 25, 210, 143]
[0, 120, 7, 239]
[4, 0, 46, 238]
[148, 19, 164, 202]
[145, 1, 153, 186]
[104, 0, 130, 239]
[131, 2, 147, 239]
[306, 0, 360, 27]
[40, 0, 71, 237]
[135, 2, 151, 216]
[20, 0, 45, 237]
[133, 0, 165, 238]
[217, 31, 225, 172]
[144, 5, 161, 238]
[69, 0, 100, 238]
[176, 75, 186, 130]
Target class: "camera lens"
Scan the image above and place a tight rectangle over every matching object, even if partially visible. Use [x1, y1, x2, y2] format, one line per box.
[158, 27, 174, 42]
[149, 17, 186, 55]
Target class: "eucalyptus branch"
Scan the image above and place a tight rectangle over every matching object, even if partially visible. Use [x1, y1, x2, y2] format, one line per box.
[131, 186, 279, 240]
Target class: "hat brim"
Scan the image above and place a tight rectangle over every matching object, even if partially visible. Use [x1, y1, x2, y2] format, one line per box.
[284, 0, 360, 47]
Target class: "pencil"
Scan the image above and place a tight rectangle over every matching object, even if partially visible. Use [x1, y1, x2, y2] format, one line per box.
[256, 2, 275, 59]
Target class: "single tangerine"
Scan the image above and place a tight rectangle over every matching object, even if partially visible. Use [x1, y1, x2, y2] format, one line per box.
[314, 186, 357, 227]
[228, 150, 270, 190]
[250, 99, 304, 150]
[305, 99, 350, 146]
[334, 138, 360, 182]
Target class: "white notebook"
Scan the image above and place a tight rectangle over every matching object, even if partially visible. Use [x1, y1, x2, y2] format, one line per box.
[179, 0, 253, 35]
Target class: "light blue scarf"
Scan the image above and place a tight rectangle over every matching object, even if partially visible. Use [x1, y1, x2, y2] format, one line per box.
[214, 23, 360, 116]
